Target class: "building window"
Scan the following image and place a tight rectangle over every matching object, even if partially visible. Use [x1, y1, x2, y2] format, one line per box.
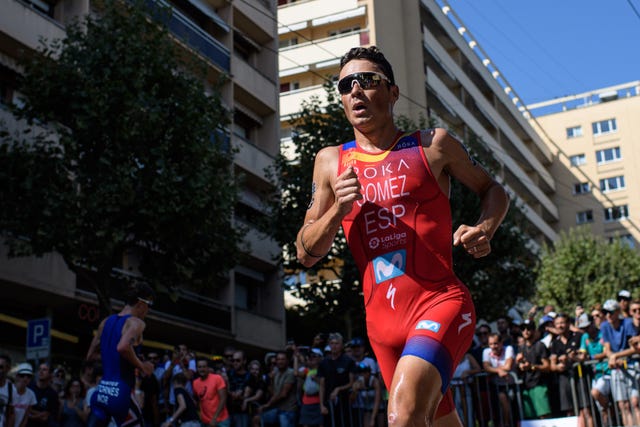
[280, 81, 300, 92]
[328, 26, 361, 37]
[604, 205, 629, 222]
[233, 109, 261, 141]
[566, 126, 583, 138]
[576, 210, 594, 224]
[596, 147, 622, 165]
[279, 37, 298, 49]
[573, 182, 590, 195]
[592, 118, 617, 136]
[609, 234, 636, 249]
[600, 176, 626, 193]
[25, 0, 55, 17]
[569, 154, 586, 166]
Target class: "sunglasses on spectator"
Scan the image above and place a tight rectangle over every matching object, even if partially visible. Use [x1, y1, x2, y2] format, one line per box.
[337, 72, 391, 95]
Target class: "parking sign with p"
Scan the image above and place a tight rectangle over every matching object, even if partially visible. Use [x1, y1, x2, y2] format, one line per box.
[27, 318, 51, 360]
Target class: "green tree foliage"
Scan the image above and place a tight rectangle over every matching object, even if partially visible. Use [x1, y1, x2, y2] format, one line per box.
[266, 83, 538, 338]
[267, 82, 365, 338]
[0, 0, 242, 315]
[536, 227, 640, 313]
[449, 131, 538, 319]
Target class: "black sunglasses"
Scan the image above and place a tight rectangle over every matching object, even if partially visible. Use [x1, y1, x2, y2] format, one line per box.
[337, 72, 391, 95]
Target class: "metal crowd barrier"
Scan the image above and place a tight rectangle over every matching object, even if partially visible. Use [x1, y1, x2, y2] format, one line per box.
[451, 371, 523, 427]
[304, 357, 640, 427]
[448, 357, 640, 427]
[569, 357, 640, 427]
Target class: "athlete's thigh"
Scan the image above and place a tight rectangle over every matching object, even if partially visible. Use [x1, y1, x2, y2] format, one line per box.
[369, 339, 403, 390]
[387, 355, 443, 420]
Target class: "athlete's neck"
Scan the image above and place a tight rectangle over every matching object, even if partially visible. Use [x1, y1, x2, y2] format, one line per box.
[353, 124, 401, 152]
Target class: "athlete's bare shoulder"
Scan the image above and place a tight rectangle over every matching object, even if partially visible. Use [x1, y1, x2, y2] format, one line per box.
[314, 145, 340, 184]
[122, 315, 146, 346]
[122, 315, 145, 335]
[315, 145, 340, 165]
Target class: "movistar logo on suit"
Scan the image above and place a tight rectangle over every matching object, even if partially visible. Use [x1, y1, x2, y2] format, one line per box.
[415, 320, 441, 332]
[373, 250, 406, 283]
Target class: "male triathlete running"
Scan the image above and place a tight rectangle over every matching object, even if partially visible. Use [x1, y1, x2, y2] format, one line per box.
[86, 283, 156, 427]
[296, 46, 509, 427]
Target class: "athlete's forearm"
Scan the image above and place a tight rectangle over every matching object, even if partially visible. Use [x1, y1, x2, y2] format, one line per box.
[296, 206, 343, 267]
[475, 182, 510, 240]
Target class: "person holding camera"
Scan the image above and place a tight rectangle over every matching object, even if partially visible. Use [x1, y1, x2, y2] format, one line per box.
[162, 344, 196, 414]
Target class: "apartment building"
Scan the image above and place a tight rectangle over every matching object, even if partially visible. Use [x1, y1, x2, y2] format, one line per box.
[278, 0, 558, 243]
[528, 82, 640, 248]
[0, 0, 284, 359]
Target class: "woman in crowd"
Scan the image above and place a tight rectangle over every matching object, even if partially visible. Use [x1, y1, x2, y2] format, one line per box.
[59, 378, 86, 427]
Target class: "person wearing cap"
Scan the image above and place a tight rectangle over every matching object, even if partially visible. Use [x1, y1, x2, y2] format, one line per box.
[85, 283, 156, 427]
[537, 315, 556, 349]
[570, 314, 596, 427]
[350, 362, 383, 427]
[349, 338, 380, 378]
[12, 363, 36, 427]
[297, 349, 324, 427]
[515, 319, 551, 421]
[577, 314, 611, 426]
[618, 290, 632, 318]
[600, 299, 635, 426]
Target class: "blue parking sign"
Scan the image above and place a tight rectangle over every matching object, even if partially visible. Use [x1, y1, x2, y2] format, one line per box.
[27, 318, 51, 360]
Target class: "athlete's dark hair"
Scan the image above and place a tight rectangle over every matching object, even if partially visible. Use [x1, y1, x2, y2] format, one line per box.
[339, 46, 396, 85]
[124, 282, 156, 306]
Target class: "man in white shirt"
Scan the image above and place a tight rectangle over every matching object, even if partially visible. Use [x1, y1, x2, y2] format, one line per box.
[482, 333, 514, 427]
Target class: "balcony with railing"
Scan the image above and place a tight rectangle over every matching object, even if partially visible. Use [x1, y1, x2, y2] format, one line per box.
[232, 54, 278, 112]
[279, 84, 328, 119]
[278, 0, 359, 30]
[233, 134, 276, 182]
[1, 0, 66, 53]
[279, 30, 366, 74]
[150, 0, 230, 72]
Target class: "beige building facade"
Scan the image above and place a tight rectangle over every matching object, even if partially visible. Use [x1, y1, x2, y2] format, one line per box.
[278, 0, 558, 244]
[0, 0, 285, 359]
[528, 82, 640, 247]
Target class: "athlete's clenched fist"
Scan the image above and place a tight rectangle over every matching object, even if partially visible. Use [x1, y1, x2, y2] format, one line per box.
[334, 166, 363, 217]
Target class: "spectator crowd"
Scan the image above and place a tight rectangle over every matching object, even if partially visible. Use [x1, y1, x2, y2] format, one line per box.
[1, 290, 639, 427]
